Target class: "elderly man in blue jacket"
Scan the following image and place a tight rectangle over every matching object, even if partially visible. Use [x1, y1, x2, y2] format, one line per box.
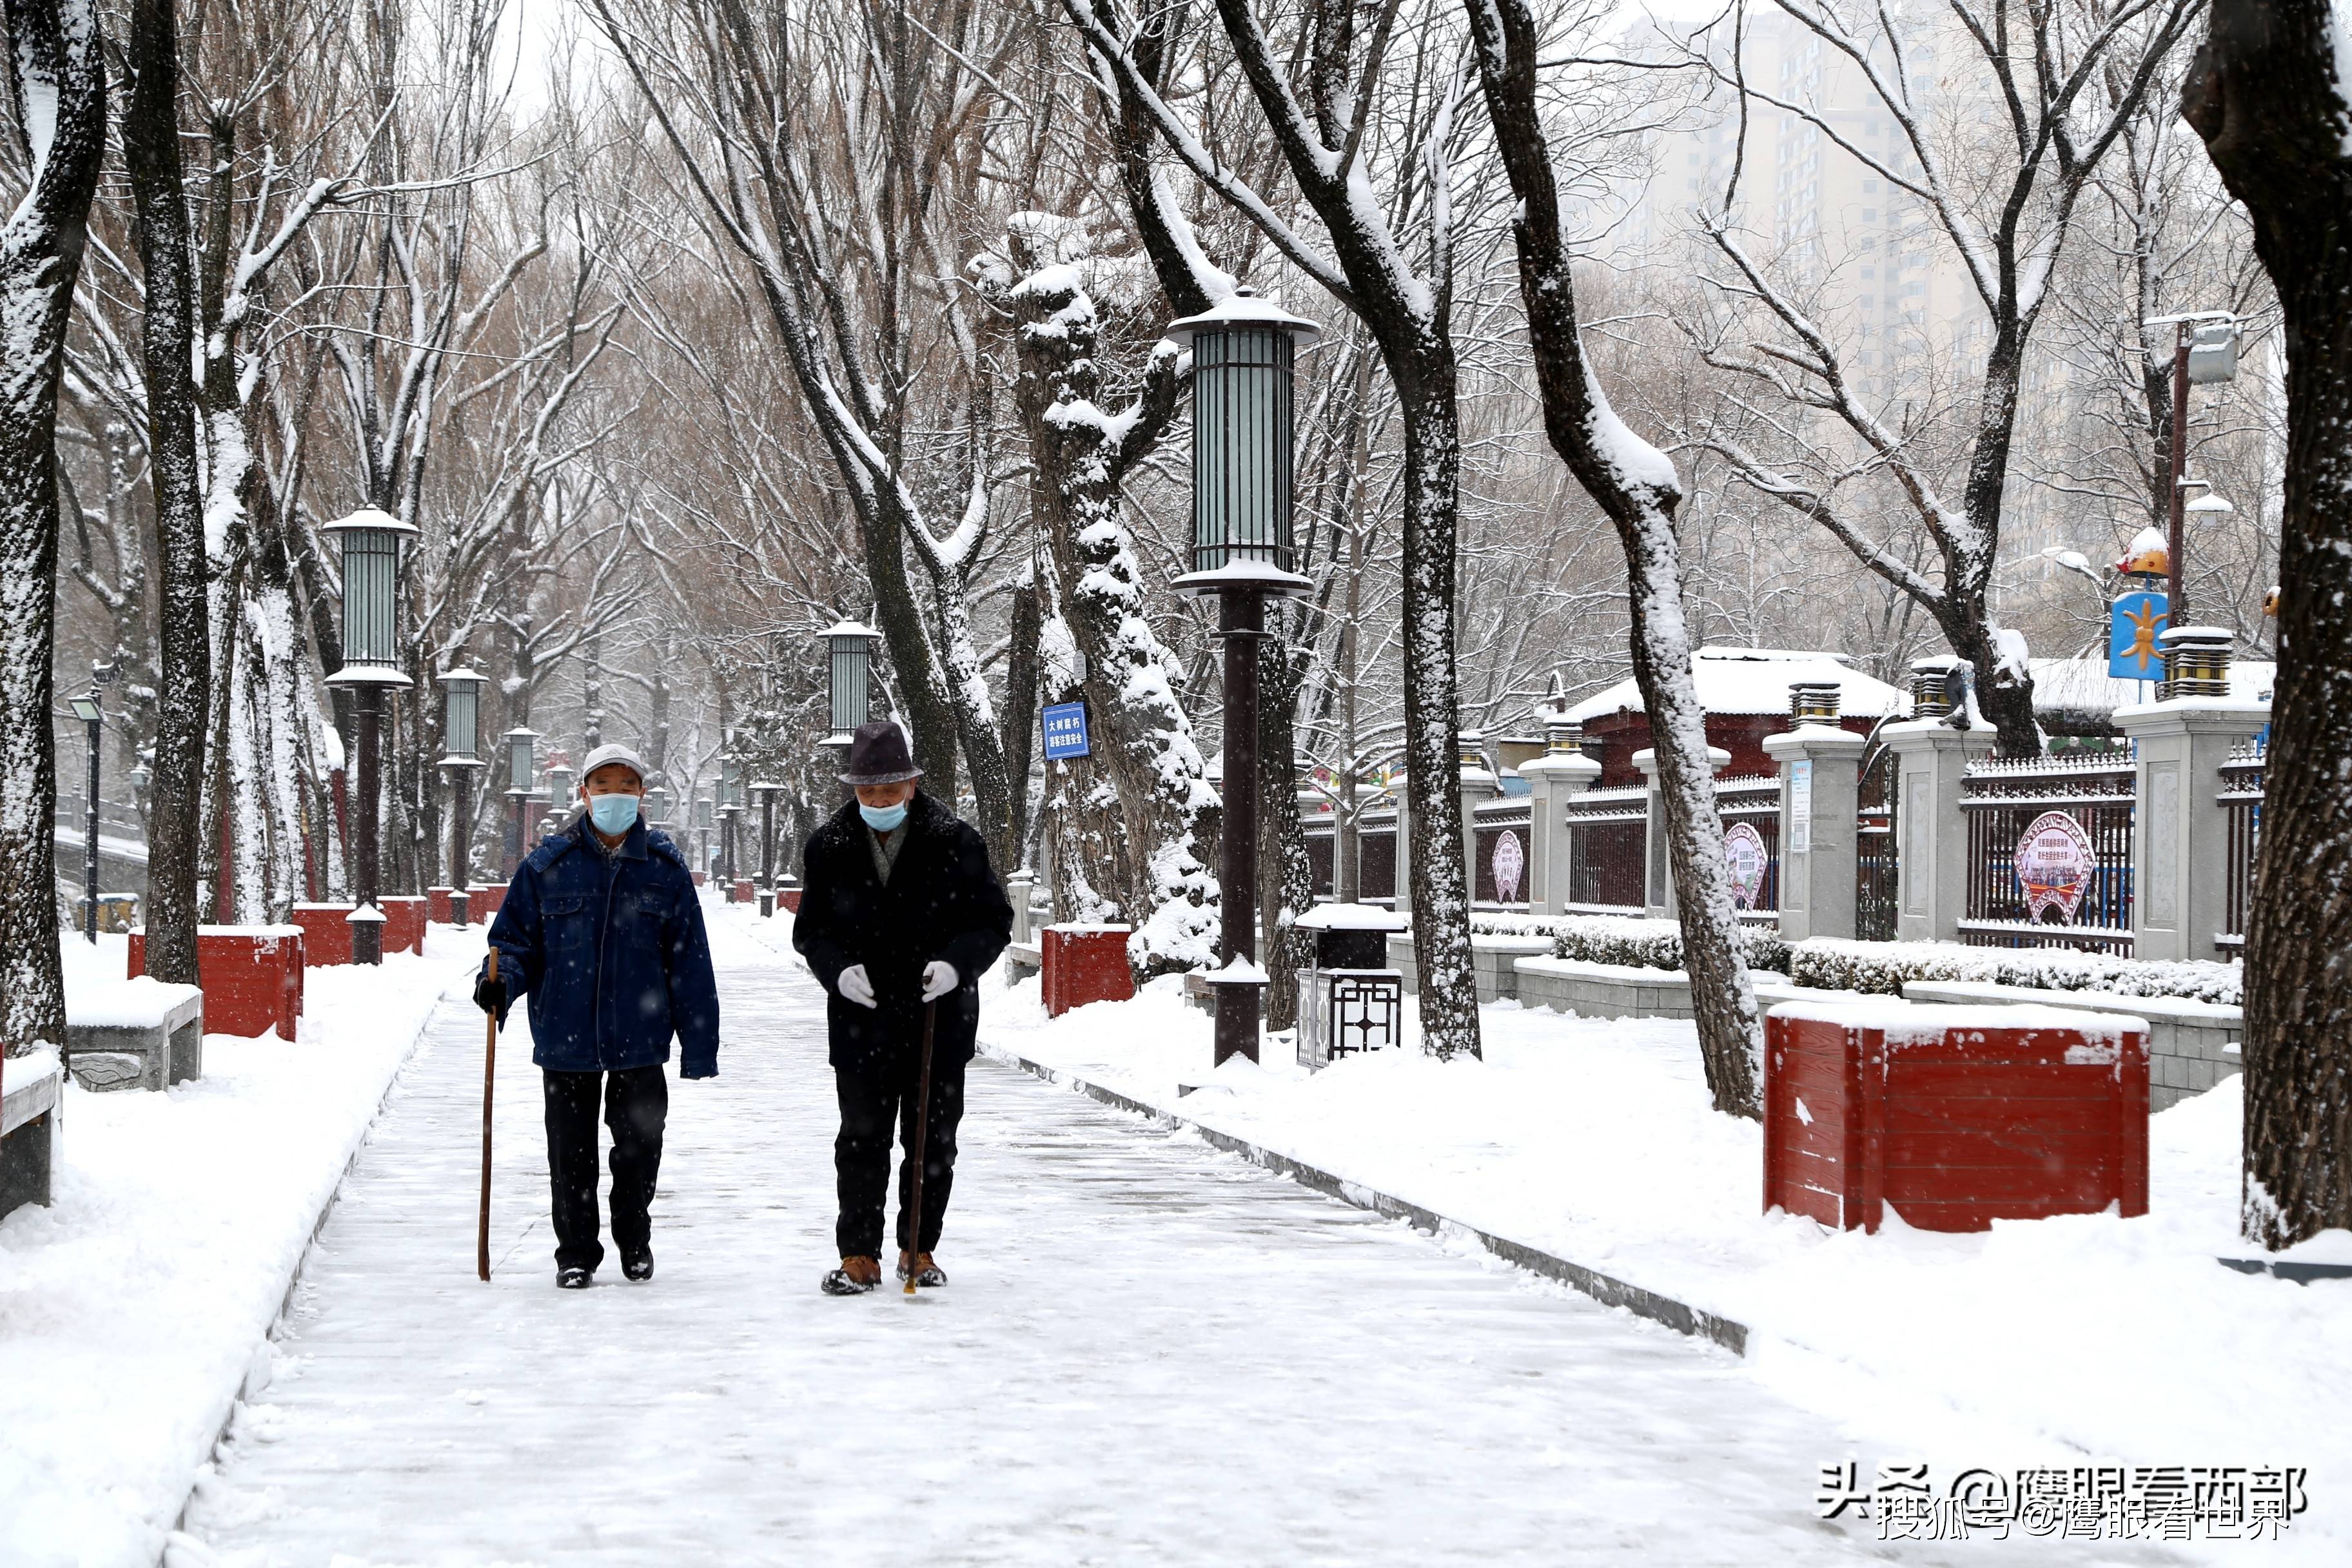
[476, 743, 720, 1289]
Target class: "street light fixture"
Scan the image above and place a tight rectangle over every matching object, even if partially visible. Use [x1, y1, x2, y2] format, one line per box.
[69, 683, 103, 943]
[2146, 310, 2239, 623]
[322, 507, 420, 965]
[503, 725, 538, 876]
[1166, 285, 1319, 1067]
[750, 779, 784, 916]
[438, 666, 486, 928]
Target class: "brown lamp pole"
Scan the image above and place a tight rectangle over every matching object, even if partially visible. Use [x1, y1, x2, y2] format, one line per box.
[1167, 288, 1321, 1067]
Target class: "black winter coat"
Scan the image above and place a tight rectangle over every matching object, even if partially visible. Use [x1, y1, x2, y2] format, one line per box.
[792, 790, 1012, 1074]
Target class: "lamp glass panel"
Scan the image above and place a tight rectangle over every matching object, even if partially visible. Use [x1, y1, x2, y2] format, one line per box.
[342, 529, 400, 665]
[508, 735, 533, 791]
[445, 683, 478, 758]
[1190, 326, 1293, 573]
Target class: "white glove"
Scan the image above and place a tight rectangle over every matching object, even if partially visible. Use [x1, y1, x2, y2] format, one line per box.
[837, 964, 878, 1008]
[921, 961, 959, 1002]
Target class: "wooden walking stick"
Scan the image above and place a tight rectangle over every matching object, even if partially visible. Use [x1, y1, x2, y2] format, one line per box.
[903, 997, 939, 1295]
[478, 949, 499, 1282]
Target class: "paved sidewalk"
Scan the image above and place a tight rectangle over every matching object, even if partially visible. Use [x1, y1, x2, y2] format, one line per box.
[181, 919, 2174, 1565]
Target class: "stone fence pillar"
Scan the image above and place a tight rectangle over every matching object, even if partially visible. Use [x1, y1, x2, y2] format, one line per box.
[1389, 774, 1413, 921]
[1764, 695, 1867, 943]
[1006, 869, 1037, 945]
[2116, 632, 2268, 962]
[1520, 720, 1602, 916]
[1884, 714, 1996, 944]
[1634, 744, 1730, 922]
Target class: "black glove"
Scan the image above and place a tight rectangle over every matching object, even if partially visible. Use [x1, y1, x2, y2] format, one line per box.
[474, 960, 507, 1018]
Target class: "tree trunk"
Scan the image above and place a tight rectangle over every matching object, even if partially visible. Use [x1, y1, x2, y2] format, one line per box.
[1465, 0, 1759, 1114]
[2182, 0, 2352, 1246]
[125, 0, 209, 983]
[1003, 262, 1218, 972]
[1257, 626, 1315, 1032]
[0, 0, 104, 1051]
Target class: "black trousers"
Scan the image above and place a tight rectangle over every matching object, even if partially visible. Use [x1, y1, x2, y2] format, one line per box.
[834, 1052, 966, 1259]
[543, 1064, 668, 1273]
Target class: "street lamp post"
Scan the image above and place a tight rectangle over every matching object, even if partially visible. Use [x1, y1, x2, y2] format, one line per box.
[69, 678, 104, 943]
[2149, 311, 2240, 622]
[1166, 287, 1320, 1067]
[438, 667, 485, 928]
[694, 793, 714, 883]
[504, 726, 538, 876]
[750, 779, 783, 916]
[322, 507, 420, 965]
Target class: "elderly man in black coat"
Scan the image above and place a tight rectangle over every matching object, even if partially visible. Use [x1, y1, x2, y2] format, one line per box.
[794, 720, 1012, 1295]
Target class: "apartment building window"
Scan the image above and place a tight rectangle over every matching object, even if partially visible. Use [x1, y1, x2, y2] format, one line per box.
[1861, 266, 1876, 279]
[1861, 179, 1878, 193]
[1861, 208, 1876, 220]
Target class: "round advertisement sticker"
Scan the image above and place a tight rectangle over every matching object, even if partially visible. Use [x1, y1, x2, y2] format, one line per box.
[1491, 829, 1525, 903]
[2013, 810, 2095, 923]
[1724, 822, 1769, 909]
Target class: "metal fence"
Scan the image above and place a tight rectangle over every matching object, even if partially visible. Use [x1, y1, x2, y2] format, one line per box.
[1714, 774, 1780, 921]
[1563, 783, 1647, 913]
[1959, 754, 2137, 954]
[2219, 738, 2265, 952]
[1856, 745, 1897, 941]
[1302, 808, 1399, 905]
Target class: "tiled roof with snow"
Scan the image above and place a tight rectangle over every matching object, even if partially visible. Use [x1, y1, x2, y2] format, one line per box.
[1562, 647, 1908, 723]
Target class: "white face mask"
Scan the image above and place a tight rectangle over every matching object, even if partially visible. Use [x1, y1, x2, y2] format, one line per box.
[588, 793, 640, 834]
[858, 799, 908, 832]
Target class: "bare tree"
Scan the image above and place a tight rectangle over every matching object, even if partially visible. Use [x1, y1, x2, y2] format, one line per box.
[0, 0, 106, 1048]
[1683, 0, 2204, 756]
[2180, 0, 2352, 1249]
[1464, 0, 1760, 1115]
[1065, 0, 1488, 1059]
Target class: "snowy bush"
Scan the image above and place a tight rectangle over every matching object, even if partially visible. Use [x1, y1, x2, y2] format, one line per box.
[1468, 913, 1790, 975]
[1465, 915, 2239, 1004]
[1787, 939, 2242, 1006]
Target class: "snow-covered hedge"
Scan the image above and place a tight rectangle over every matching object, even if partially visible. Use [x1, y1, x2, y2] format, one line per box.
[1469, 913, 1791, 976]
[1786, 939, 2242, 1006]
[1463, 916, 2241, 1005]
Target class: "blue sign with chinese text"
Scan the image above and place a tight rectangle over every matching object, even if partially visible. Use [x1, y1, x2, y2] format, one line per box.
[1042, 701, 1091, 760]
[2108, 591, 2170, 681]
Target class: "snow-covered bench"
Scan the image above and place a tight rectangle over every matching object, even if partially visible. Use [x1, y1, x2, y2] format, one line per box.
[65, 977, 205, 1092]
[1899, 979, 2239, 1111]
[0, 1046, 63, 1220]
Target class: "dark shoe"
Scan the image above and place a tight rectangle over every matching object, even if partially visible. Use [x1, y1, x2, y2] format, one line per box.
[556, 1266, 593, 1289]
[896, 1250, 948, 1288]
[822, 1255, 882, 1295]
[622, 1247, 654, 1282]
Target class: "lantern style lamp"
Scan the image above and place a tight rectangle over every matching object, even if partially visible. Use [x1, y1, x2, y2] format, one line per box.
[322, 507, 420, 964]
[818, 620, 879, 745]
[438, 666, 487, 925]
[503, 725, 538, 876]
[1164, 286, 1320, 1066]
[649, 783, 672, 825]
[69, 685, 102, 942]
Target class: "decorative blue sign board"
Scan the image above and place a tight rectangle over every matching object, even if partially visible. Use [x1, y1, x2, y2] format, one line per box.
[1042, 701, 1091, 760]
[2108, 590, 2170, 681]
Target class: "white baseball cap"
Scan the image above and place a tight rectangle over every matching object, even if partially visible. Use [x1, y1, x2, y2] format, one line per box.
[578, 743, 647, 785]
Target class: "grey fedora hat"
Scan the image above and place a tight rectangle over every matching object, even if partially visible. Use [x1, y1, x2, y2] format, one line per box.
[839, 720, 923, 786]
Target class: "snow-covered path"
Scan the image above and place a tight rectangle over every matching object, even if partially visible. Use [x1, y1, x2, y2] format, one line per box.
[181, 924, 2164, 1565]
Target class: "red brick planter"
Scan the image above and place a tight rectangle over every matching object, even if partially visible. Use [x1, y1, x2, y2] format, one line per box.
[290, 904, 355, 966]
[779, 889, 802, 914]
[469, 884, 506, 920]
[1764, 1001, 2149, 1233]
[732, 877, 755, 904]
[692, 871, 707, 888]
[381, 896, 428, 956]
[427, 887, 454, 923]
[1042, 924, 1135, 1017]
[130, 925, 303, 1041]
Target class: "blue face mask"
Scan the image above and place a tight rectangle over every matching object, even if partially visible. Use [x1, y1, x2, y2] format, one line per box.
[858, 799, 909, 833]
[588, 792, 641, 835]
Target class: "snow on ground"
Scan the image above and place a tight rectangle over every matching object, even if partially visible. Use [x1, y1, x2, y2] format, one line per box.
[969, 965, 2351, 1558]
[188, 912, 2174, 1565]
[0, 930, 479, 1567]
